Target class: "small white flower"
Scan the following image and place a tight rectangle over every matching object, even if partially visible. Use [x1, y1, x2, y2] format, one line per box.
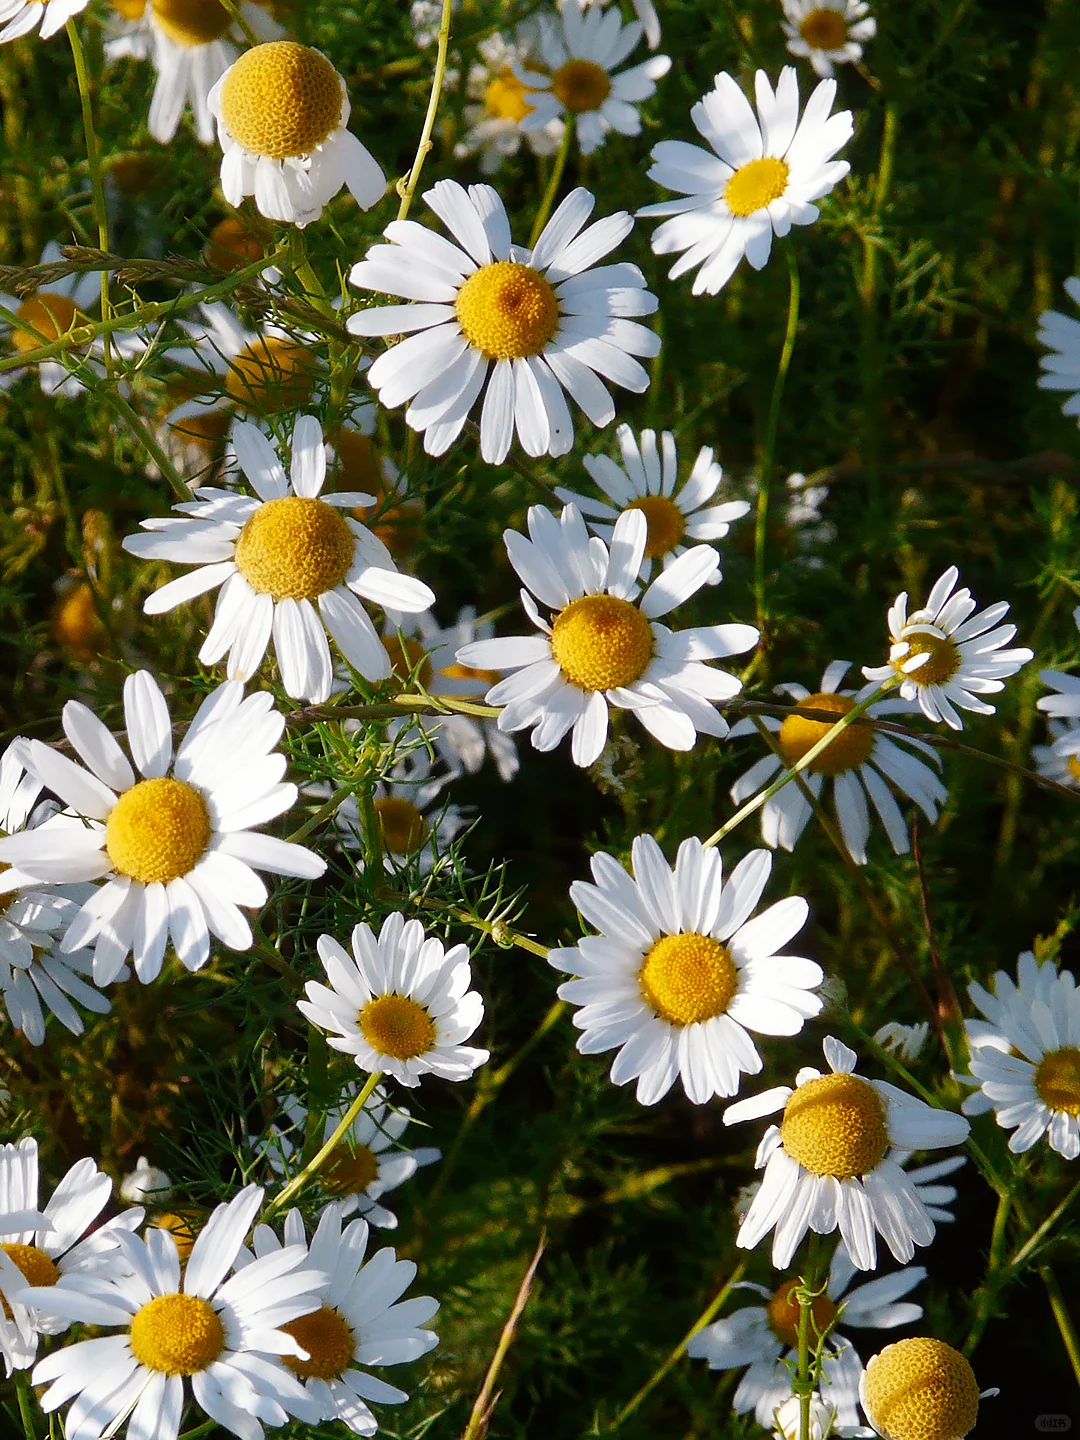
[772, 1392, 842, 1440]
[455, 22, 564, 175]
[725, 1036, 970, 1270]
[456, 504, 759, 768]
[298, 912, 489, 1089]
[1038, 276, 1080, 422]
[1036, 604, 1080, 723]
[873, 1022, 930, 1065]
[1032, 717, 1080, 790]
[555, 423, 750, 585]
[549, 835, 822, 1105]
[0, 0, 85, 43]
[119, 1156, 173, 1206]
[862, 565, 1033, 730]
[781, 0, 876, 78]
[639, 67, 853, 294]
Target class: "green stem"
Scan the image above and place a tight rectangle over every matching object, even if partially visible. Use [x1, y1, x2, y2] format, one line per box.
[14, 1371, 37, 1440]
[460, 1233, 546, 1440]
[101, 388, 194, 504]
[396, 0, 455, 221]
[286, 784, 353, 844]
[859, 101, 898, 509]
[265, 1069, 383, 1215]
[1041, 1266, 1080, 1388]
[66, 20, 111, 363]
[217, 0, 259, 46]
[793, 1234, 825, 1440]
[528, 122, 572, 249]
[963, 1188, 1012, 1356]
[1007, 1176, 1080, 1275]
[753, 248, 800, 635]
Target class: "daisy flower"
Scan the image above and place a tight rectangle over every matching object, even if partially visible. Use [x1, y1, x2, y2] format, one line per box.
[119, 1156, 173, 1206]
[781, 0, 876, 78]
[548, 835, 823, 1105]
[725, 1036, 970, 1270]
[772, 1391, 846, 1440]
[122, 416, 435, 703]
[873, 1022, 930, 1065]
[0, 0, 84, 43]
[260, 1084, 440, 1228]
[1037, 276, 1080, 422]
[209, 40, 386, 227]
[347, 179, 659, 465]
[860, 1337, 996, 1440]
[1032, 718, 1080, 790]
[687, 1248, 923, 1431]
[455, 22, 564, 175]
[639, 67, 853, 295]
[515, 0, 671, 157]
[1036, 604, 1080, 722]
[456, 504, 758, 768]
[554, 423, 750, 585]
[104, 0, 281, 146]
[862, 566, 1033, 730]
[0, 1137, 143, 1375]
[241, 1205, 438, 1435]
[566, 0, 661, 50]
[0, 243, 108, 398]
[24, 1184, 327, 1439]
[727, 661, 947, 865]
[298, 912, 489, 1090]
[959, 950, 1080, 1159]
[0, 671, 325, 984]
[331, 741, 469, 875]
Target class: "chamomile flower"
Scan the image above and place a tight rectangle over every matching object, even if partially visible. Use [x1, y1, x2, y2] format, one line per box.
[240, 1205, 439, 1435]
[1036, 605, 1080, 721]
[455, 23, 564, 175]
[455, 504, 759, 768]
[515, 0, 671, 157]
[773, 1392, 845, 1440]
[123, 416, 435, 703]
[260, 1085, 440, 1228]
[1032, 718, 1080, 790]
[332, 742, 469, 876]
[859, 1338, 996, 1440]
[347, 180, 660, 465]
[639, 67, 853, 295]
[0, 243, 109, 398]
[0, 1138, 142, 1375]
[1037, 276, 1080, 422]
[725, 1036, 970, 1270]
[25, 1184, 327, 1439]
[687, 1248, 923, 1432]
[298, 912, 489, 1089]
[781, 0, 876, 78]
[554, 424, 750, 585]
[119, 1157, 173, 1206]
[566, 0, 661, 50]
[862, 566, 1033, 730]
[727, 662, 947, 865]
[0, 671, 325, 983]
[209, 41, 386, 227]
[0, 0, 85, 43]
[873, 1022, 930, 1065]
[548, 835, 823, 1105]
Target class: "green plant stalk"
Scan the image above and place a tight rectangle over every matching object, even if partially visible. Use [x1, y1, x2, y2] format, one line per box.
[285, 783, 354, 843]
[216, 0, 258, 46]
[265, 1068, 383, 1214]
[1007, 1176, 1080, 1275]
[1042, 1266, 1080, 1388]
[792, 1233, 825, 1440]
[529, 122, 572, 249]
[753, 248, 800, 635]
[15, 1371, 37, 1440]
[66, 20, 112, 366]
[460, 1231, 546, 1440]
[396, 0, 455, 221]
[963, 1188, 1012, 1355]
[858, 100, 898, 508]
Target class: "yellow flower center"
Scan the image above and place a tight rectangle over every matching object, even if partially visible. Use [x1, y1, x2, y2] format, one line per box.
[151, 0, 230, 45]
[724, 157, 791, 217]
[639, 933, 738, 1027]
[111, 0, 147, 16]
[1068, 755, 1080, 783]
[382, 635, 432, 689]
[107, 152, 158, 195]
[894, 632, 960, 688]
[438, 661, 501, 688]
[550, 594, 653, 692]
[52, 581, 105, 659]
[798, 7, 849, 49]
[863, 1338, 981, 1440]
[359, 993, 437, 1061]
[455, 261, 560, 361]
[766, 1277, 839, 1350]
[1034, 1046, 1080, 1116]
[12, 294, 82, 354]
[485, 70, 534, 123]
[552, 57, 611, 113]
[0, 1244, 59, 1319]
[781, 1071, 889, 1179]
[321, 1142, 380, 1196]
[625, 495, 686, 561]
[373, 797, 429, 857]
[219, 41, 342, 158]
[153, 1212, 199, 1262]
[233, 495, 355, 601]
[129, 1293, 225, 1376]
[778, 691, 873, 776]
[206, 216, 264, 272]
[224, 336, 318, 416]
[280, 1305, 355, 1381]
[105, 778, 212, 886]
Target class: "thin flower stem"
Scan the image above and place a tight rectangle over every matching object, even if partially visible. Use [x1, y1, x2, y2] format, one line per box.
[285, 784, 353, 843]
[216, 0, 259, 47]
[1007, 1176, 1080, 1275]
[14, 1371, 37, 1439]
[460, 1231, 546, 1440]
[66, 21, 112, 363]
[99, 388, 194, 504]
[1041, 1266, 1080, 1388]
[794, 1233, 825, 1440]
[265, 1069, 384, 1215]
[753, 248, 800, 635]
[529, 122, 572, 249]
[396, 0, 455, 221]
[964, 1188, 1012, 1355]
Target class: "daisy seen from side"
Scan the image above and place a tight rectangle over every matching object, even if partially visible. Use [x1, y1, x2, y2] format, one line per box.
[548, 835, 823, 1105]
[455, 504, 759, 768]
[639, 67, 853, 294]
[455, 22, 564, 175]
[725, 1036, 970, 1271]
[1037, 276, 1080, 423]
[347, 180, 660, 465]
[781, 0, 876, 78]
[0, 671, 325, 984]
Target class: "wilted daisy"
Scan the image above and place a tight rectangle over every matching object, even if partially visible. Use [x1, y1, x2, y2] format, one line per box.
[639, 67, 853, 294]
[781, 0, 876, 77]
[0, 243, 108, 397]
[241, 1205, 439, 1435]
[298, 913, 489, 1089]
[347, 180, 659, 464]
[455, 22, 564, 175]
[862, 566, 1033, 730]
[687, 1248, 923, 1431]
[860, 1338, 995, 1440]
[331, 743, 468, 876]
[209, 40, 386, 226]
[0, 0, 84, 43]
[0, 671, 325, 983]
[123, 416, 435, 702]
[25, 1184, 326, 1439]
[726, 1036, 970, 1270]
[554, 424, 750, 585]
[1037, 276, 1080, 422]
[455, 504, 759, 768]
[549, 835, 822, 1105]
[728, 662, 947, 864]
[515, 0, 671, 156]
[261, 1085, 440, 1228]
